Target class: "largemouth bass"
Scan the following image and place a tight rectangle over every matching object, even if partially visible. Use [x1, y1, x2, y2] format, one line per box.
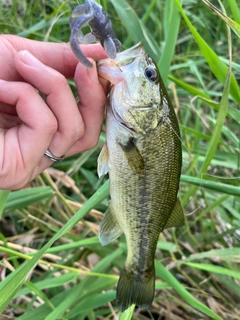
[97, 43, 184, 312]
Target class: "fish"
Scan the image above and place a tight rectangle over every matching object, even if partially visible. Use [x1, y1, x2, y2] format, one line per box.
[97, 43, 184, 312]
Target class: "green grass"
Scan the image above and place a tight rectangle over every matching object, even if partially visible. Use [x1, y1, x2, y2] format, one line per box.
[0, 0, 240, 319]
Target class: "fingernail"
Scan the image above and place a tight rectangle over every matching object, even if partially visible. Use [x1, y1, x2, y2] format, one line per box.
[87, 61, 99, 84]
[21, 50, 43, 68]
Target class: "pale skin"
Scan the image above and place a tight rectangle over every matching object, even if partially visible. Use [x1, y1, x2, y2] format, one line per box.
[0, 35, 109, 190]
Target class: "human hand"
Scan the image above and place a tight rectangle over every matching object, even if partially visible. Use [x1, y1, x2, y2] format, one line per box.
[0, 35, 109, 190]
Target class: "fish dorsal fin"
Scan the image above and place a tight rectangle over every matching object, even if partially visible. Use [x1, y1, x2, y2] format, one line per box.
[99, 203, 122, 246]
[97, 143, 109, 177]
[164, 198, 184, 229]
[119, 138, 144, 175]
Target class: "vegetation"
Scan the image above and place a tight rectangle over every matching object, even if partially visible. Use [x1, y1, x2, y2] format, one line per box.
[0, 0, 239, 319]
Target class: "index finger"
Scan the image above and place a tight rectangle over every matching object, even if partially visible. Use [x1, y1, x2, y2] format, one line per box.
[1, 35, 108, 80]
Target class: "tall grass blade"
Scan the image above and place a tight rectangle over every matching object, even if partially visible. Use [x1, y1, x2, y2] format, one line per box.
[228, 0, 240, 24]
[15, 273, 78, 297]
[180, 175, 240, 196]
[43, 249, 120, 320]
[184, 248, 240, 262]
[24, 281, 55, 310]
[174, 0, 240, 103]
[158, 0, 182, 83]
[65, 291, 116, 319]
[4, 187, 54, 211]
[182, 262, 240, 280]
[119, 304, 135, 320]
[110, 0, 159, 60]
[0, 180, 109, 313]
[202, 0, 240, 38]
[155, 261, 223, 320]
[0, 190, 10, 218]
[182, 11, 234, 203]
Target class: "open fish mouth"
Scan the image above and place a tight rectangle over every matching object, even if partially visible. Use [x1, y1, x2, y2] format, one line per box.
[97, 44, 144, 133]
[97, 42, 144, 85]
[98, 42, 143, 67]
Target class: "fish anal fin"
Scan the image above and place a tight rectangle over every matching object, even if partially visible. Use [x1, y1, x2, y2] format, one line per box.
[119, 138, 144, 175]
[99, 203, 122, 246]
[97, 143, 109, 178]
[164, 198, 184, 229]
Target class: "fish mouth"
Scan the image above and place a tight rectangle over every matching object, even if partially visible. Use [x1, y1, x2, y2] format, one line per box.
[109, 42, 143, 67]
[98, 44, 144, 133]
[98, 42, 143, 67]
[97, 43, 144, 84]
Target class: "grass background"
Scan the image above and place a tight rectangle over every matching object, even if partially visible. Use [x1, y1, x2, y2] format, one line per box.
[0, 0, 240, 319]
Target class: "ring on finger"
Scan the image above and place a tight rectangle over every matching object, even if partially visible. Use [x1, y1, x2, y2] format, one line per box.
[44, 148, 65, 162]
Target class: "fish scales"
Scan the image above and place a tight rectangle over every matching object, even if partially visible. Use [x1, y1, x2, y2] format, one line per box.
[97, 43, 184, 312]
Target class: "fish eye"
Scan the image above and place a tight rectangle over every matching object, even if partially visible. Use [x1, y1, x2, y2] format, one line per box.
[144, 67, 158, 82]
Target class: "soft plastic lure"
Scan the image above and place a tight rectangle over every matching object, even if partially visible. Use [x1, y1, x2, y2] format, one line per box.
[69, 0, 121, 68]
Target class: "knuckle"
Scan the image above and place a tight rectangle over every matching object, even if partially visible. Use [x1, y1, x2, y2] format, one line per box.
[66, 117, 85, 143]
[53, 73, 68, 89]
[45, 116, 58, 136]
[21, 83, 36, 96]
[72, 122, 84, 141]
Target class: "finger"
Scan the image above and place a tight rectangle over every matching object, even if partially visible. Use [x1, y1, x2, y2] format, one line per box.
[66, 59, 107, 155]
[1, 35, 108, 80]
[30, 59, 108, 179]
[14, 50, 87, 161]
[32, 58, 108, 178]
[0, 79, 57, 188]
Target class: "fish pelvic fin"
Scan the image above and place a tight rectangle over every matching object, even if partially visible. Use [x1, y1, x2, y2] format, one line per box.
[116, 267, 155, 312]
[99, 203, 122, 246]
[97, 143, 109, 178]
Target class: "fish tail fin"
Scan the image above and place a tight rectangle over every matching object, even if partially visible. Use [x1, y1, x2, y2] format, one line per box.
[116, 267, 155, 312]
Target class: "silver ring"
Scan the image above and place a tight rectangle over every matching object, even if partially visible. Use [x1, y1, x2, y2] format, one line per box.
[44, 148, 65, 162]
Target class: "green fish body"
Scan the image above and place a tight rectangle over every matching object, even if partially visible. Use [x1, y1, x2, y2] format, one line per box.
[97, 43, 184, 312]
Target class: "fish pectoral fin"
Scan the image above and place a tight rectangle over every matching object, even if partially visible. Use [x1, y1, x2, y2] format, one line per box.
[164, 198, 185, 229]
[99, 203, 122, 246]
[119, 138, 144, 175]
[97, 143, 109, 177]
